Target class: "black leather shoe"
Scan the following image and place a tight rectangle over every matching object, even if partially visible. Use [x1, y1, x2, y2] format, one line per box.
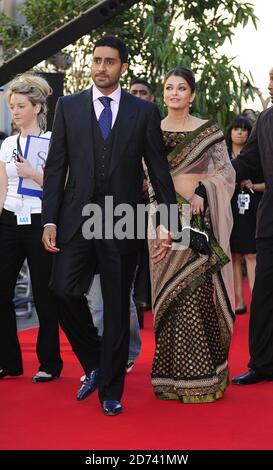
[101, 400, 123, 416]
[232, 369, 273, 385]
[0, 368, 23, 379]
[235, 305, 247, 315]
[77, 368, 99, 400]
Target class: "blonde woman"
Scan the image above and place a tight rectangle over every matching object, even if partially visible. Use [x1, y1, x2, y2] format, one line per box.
[0, 73, 63, 382]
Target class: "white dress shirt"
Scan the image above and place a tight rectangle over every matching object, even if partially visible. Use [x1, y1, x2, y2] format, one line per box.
[44, 85, 122, 228]
[92, 83, 121, 127]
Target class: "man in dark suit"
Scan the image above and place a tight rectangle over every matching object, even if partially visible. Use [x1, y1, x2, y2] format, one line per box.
[42, 36, 178, 415]
[129, 78, 154, 328]
[232, 67, 273, 385]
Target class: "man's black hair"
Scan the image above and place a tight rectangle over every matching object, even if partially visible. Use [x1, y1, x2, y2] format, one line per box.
[93, 36, 128, 63]
[130, 78, 153, 94]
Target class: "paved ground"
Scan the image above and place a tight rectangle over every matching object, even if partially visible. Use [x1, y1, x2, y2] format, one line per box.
[16, 307, 39, 331]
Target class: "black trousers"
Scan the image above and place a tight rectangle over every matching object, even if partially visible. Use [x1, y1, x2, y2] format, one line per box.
[134, 238, 151, 305]
[248, 237, 273, 373]
[50, 230, 137, 402]
[0, 210, 63, 376]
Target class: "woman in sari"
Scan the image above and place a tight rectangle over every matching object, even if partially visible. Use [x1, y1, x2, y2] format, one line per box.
[149, 67, 235, 403]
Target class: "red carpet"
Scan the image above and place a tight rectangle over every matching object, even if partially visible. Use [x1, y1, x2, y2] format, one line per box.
[1, 283, 273, 450]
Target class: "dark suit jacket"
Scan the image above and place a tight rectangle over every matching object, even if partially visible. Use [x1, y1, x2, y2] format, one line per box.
[232, 106, 273, 238]
[42, 87, 177, 252]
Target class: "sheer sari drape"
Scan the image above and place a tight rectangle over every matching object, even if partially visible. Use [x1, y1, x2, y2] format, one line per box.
[148, 120, 235, 403]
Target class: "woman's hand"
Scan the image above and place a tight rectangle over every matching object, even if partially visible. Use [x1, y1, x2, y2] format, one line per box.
[15, 155, 43, 187]
[241, 180, 266, 193]
[190, 193, 204, 218]
[240, 179, 254, 191]
[15, 156, 35, 179]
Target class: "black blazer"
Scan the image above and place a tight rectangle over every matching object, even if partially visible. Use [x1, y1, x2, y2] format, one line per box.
[42, 87, 177, 252]
[232, 106, 273, 238]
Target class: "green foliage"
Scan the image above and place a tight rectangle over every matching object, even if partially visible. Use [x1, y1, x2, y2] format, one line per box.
[0, 13, 28, 59]
[1, 0, 258, 130]
[20, 0, 97, 38]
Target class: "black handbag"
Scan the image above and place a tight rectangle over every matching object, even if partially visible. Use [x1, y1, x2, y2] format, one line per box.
[183, 225, 211, 255]
[175, 222, 211, 256]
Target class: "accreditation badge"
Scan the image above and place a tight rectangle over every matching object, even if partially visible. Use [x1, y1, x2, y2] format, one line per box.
[16, 207, 31, 225]
[237, 191, 250, 215]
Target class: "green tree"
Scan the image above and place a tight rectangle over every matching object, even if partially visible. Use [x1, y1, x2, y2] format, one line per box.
[0, 13, 28, 59]
[1, 0, 258, 129]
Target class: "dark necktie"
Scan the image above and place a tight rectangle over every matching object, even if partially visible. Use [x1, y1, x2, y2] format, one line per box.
[98, 96, 112, 140]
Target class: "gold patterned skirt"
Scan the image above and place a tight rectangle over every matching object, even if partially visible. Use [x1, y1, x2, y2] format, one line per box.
[150, 209, 234, 404]
[151, 275, 229, 403]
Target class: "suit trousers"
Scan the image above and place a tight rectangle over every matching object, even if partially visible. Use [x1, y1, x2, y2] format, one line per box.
[50, 229, 137, 401]
[134, 238, 151, 306]
[0, 209, 63, 375]
[248, 237, 273, 373]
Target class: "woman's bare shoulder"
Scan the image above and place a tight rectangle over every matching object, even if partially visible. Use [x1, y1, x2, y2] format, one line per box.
[191, 116, 208, 126]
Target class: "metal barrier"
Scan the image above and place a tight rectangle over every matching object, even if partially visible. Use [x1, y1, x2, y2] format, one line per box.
[14, 262, 33, 318]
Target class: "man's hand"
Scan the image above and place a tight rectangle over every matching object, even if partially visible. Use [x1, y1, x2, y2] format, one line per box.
[152, 225, 173, 264]
[42, 226, 60, 253]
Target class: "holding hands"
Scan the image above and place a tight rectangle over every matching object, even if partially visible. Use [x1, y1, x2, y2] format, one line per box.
[152, 225, 173, 264]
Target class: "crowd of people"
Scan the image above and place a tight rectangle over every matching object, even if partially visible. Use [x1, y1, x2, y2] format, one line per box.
[0, 34, 273, 415]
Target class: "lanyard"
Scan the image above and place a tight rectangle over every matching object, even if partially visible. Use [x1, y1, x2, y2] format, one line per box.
[16, 134, 24, 162]
[16, 130, 42, 162]
[16, 131, 43, 201]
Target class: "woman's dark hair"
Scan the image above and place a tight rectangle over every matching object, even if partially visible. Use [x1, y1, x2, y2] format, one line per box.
[93, 36, 128, 64]
[226, 115, 252, 156]
[164, 67, 196, 93]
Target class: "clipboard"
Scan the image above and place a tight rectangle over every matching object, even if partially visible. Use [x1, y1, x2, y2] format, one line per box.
[17, 134, 50, 198]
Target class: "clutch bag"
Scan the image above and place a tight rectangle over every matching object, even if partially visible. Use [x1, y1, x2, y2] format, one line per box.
[181, 226, 211, 256]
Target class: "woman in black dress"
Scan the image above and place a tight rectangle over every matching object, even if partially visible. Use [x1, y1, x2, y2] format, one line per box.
[227, 116, 265, 314]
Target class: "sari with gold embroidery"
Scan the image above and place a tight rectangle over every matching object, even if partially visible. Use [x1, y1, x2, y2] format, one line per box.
[149, 120, 235, 403]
